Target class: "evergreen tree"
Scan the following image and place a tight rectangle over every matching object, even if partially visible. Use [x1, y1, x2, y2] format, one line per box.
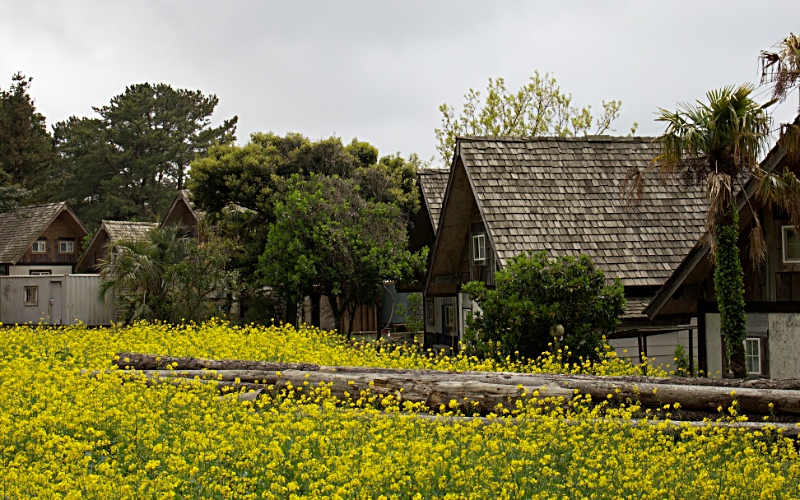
[56, 83, 237, 228]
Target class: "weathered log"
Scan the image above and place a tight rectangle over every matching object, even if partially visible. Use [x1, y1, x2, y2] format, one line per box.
[113, 353, 800, 417]
[119, 368, 572, 413]
[114, 352, 319, 372]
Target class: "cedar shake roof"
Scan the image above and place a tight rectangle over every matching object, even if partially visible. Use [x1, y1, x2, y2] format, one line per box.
[457, 136, 708, 287]
[75, 220, 157, 272]
[0, 202, 87, 264]
[418, 169, 449, 232]
[104, 221, 158, 241]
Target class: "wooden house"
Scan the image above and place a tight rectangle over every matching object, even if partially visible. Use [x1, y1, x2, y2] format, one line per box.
[645, 133, 800, 378]
[75, 220, 158, 273]
[0, 202, 88, 276]
[161, 190, 200, 237]
[424, 136, 709, 367]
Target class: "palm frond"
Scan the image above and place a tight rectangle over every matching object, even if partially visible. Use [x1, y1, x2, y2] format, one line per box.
[705, 172, 733, 233]
[749, 215, 766, 269]
[621, 167, 644, 205]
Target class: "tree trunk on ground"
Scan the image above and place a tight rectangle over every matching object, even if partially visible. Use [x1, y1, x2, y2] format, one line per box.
[113, 353, 800, 417]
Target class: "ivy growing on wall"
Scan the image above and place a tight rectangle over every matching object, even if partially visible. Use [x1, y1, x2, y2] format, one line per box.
[713, 206, 747, 370]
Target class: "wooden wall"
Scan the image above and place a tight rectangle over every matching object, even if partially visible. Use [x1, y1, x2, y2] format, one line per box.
[17, 213, 86, 267]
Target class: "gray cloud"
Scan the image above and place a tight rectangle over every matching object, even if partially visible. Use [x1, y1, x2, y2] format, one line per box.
[2, 1, 798, 165]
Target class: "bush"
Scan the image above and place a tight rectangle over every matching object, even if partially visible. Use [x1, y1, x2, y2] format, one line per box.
[462, 251, 625, 363]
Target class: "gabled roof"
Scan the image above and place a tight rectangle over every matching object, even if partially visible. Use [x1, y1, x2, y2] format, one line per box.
[75, 220, 157, 272]
[161, 190, 199, 229]
[418, 169, 449, 232]
[0, 202, 88, 264]
[429, 136, 708, 291]
[104, 220, 158, 241]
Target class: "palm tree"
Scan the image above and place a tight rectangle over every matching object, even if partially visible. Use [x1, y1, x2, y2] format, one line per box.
[98, 225, 191, 324]
[761, 33, 800, 109]
[625, 84, 772, 377]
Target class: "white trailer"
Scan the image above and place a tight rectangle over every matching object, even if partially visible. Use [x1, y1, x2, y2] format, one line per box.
[0, 274, 115, 326]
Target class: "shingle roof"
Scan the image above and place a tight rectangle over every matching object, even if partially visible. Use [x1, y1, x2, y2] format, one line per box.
[458, 136, 708, 287]
[0, 202, 70, 264]
[418, 169, 449, 232]
[103, 221, 157, 242]
[623, 296, 652, 320]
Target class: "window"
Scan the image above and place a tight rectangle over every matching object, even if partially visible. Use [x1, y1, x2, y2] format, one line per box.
[444, 305, 454, 327]
[473, 234, 486, 262]
[783, 226, 800, 263]
[24, 286, 38, 306]
[426, 300, 434, 325]
[745, 338, 761, 375]
[30, 270, 51, 276]
[31, 240, 46, 253]
[59, 241, 74, 253]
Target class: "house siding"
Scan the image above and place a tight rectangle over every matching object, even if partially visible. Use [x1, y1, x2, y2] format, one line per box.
[767, 314, 800, 379]
[15, 213, 83, 268]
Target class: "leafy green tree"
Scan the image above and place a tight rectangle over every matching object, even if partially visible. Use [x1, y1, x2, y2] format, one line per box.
[56, 83, 237, 228]
[98, 225, 235, 324]
[0, 73, 55, 204]
[189, 133, 423, 324]
[625, 84, 773, 377]
[259, 175, 427, 338]
[462, 251, 624, 363]
[435, 72, 633, 165]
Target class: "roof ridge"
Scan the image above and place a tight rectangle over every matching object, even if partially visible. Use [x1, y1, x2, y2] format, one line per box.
[455, 135, 657, 143]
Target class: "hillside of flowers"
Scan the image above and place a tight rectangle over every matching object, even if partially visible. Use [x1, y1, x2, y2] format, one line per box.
[1, 320, 799, 499]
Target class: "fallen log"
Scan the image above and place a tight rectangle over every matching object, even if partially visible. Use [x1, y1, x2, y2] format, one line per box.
[113, 352, 800, 417]
[107, 368, 573, 413]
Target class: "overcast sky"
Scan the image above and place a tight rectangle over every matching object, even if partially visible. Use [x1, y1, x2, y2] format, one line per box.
[3, 1, 799, 165]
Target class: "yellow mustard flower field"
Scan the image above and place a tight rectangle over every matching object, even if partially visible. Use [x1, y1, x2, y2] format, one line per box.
[1, 320, 799, 499]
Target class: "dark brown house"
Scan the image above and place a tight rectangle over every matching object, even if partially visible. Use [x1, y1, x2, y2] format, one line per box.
[424, 135, 708, 366]
[75, 220, 158, 273]
[161, 190, 200, 237]
[0, 202, 88, 276]
[645, 130, 800, 378]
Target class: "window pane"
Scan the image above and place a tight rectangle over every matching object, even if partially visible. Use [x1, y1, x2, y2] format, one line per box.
[745, 339, 760, 374]
[784, 227, 800, 261]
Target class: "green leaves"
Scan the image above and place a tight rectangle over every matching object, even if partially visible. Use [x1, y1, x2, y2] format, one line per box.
[259, 174, 426, 337]
[435, 72, 628, 165]
[463, 251, 625, 364]
[56, 82, 237, 228]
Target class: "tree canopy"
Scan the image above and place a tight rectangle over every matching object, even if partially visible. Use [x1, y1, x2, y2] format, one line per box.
[0, 73, 55, 208]
[56, 82, 237, 228]
[435, 72, 633, 165]
[188, 133, 423, 324]
[462, 251, 625, 363]
[259, 175, 427, 337]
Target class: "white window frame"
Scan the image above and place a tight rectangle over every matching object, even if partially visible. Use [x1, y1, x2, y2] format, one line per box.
[29, 270, 51, 276]
[744, 338, 762, 375]
[24, 286, 38, 306]
[782, 226, 800, 263]
[31, 240, 46, 254]
[473, 234, 486, 262]
[58, 240, 74, 254]
[444, 305, 454, 327]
